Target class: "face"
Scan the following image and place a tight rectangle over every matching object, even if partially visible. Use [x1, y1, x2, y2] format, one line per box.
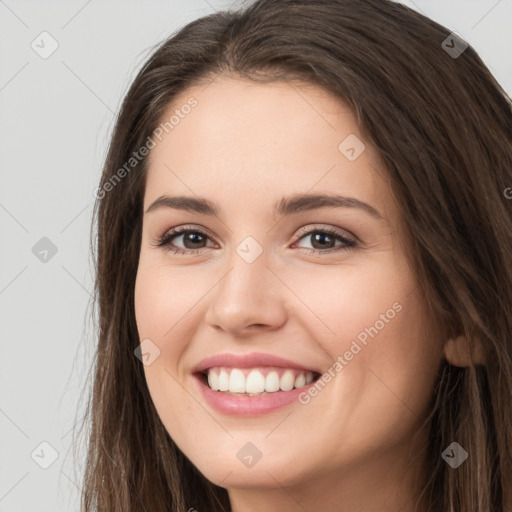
[134, 76, 445, 494]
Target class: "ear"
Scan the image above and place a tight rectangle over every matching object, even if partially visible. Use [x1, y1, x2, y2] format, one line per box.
[444, 334, 486, 367]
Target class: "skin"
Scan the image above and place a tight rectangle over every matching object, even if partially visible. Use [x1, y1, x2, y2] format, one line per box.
[134, 76, 450, 512]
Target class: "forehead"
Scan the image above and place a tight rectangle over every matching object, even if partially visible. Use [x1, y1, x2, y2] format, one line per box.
[144, 77, 393, 222]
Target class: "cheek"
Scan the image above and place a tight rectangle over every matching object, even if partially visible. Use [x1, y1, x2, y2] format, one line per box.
[284, 257, 411, 342]
[134, 261, 206, 340]
[134, 264, 181, 386]
[134, 269, 195, 450]
[134, 261, 210, 421]
[288, 259, 442, 413]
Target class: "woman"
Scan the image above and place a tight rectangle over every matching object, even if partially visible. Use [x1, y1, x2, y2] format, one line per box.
[79, 0, 512, 510]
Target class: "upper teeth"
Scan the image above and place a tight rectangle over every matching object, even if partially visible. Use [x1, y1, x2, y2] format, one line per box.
[206, 367, 315, 394]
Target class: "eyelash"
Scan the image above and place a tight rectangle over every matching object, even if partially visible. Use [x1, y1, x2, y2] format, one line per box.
[154, 225, 357, 256]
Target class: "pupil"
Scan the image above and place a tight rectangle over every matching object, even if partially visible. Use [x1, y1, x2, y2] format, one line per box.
[186, 232, 204, 248]
[313, 233, 333, 249]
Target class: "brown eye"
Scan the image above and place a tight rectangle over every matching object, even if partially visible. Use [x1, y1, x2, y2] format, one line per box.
[156, 227, 215, 255]
[294, 227, 356, 254]
[180, 231, 208, 249]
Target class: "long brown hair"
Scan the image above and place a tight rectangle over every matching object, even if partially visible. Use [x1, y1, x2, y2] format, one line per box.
[76, 0, 512, 510]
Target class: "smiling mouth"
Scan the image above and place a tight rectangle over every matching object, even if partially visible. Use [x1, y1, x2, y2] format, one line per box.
[197, 366, 322, 396]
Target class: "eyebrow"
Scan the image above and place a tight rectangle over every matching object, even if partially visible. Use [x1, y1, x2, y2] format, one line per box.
[144, 193, 384, 220]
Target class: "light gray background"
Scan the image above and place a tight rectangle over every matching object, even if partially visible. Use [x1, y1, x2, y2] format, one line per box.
[1, 1, 511, 510]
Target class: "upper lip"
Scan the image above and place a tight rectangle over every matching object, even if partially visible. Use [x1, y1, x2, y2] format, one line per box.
[192, 352, 320, 374]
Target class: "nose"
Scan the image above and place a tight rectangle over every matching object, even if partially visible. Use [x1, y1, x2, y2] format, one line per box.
[204, 243, 288, 337]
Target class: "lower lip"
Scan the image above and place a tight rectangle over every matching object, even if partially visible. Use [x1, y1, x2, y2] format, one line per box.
[194, 374, 317, 416]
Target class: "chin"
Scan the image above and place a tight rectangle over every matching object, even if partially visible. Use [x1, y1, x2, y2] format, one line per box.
[188, 448, 310, 489]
